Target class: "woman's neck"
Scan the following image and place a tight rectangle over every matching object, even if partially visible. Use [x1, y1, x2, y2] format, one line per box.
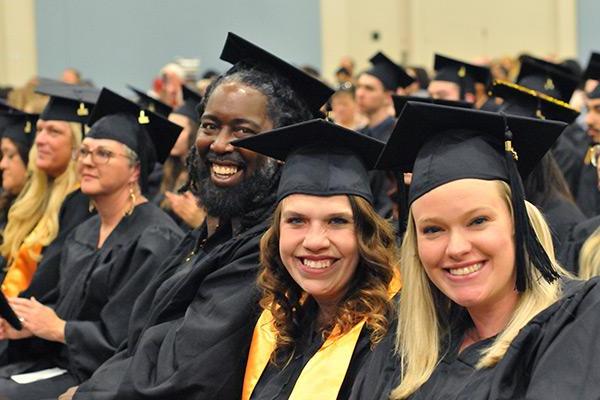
[466, 290, 520, 341]
[94, 186, 145, 241]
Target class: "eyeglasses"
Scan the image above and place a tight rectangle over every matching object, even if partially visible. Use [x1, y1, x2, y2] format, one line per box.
[591, 144, 600, 168]
[76, 146, 131, 165]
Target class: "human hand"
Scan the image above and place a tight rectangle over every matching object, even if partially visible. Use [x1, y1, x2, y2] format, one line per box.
[0, 316, 33, 340]
[165, 191, 206, 228]
[58, 385, 79, 400]
[8, 297, 66, 343]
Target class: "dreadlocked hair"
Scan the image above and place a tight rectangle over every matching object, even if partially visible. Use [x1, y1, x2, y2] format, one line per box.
[180, 62, 314, 194]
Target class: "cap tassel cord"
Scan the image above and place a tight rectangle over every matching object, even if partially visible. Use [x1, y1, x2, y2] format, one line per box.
[502, 115, 560, 291]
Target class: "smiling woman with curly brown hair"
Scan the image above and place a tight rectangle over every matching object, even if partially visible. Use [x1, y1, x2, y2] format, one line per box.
[234, 119, 400, 400]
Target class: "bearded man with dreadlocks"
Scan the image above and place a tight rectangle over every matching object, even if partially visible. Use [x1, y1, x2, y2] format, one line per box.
[61, 33, 333, 400]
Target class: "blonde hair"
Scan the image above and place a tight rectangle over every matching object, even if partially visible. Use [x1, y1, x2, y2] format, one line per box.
[0, 122, 82, 261]
[578, 227, 600, 279]
[391, 181, 568, 399]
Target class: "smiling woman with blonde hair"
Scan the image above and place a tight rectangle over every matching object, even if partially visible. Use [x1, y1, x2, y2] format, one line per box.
[0, 86, 97, 299]
[234, 119, 400, 400]
[360, 102, 600, 400]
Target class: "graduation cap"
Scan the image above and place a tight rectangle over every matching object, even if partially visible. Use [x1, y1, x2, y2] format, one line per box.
[391, 95, 472, 117]
[516, 56, 579, 102]
[364, 52, 415, 91]
[127, 85, 173, 117]
[172, 85, 202, 123]
[0, 102, 24, 134]
[377, 102, 566, 291]
[1, 112, 38, 165]
[86, 88, 182, 193]
[0, 99, 16, 113]
[433, 54, 491, 100]
[490, 79, 580, 123]
[0, 292, 21, 331]
[232, 119, 384, 204]
[582, 52, 600, 99]
[36, 84, 100, 125]
[220, 32, 334, 115]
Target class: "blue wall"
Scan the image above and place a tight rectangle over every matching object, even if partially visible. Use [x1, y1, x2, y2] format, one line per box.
[35, 0, 322, 95]
[577, 0, 600, 66]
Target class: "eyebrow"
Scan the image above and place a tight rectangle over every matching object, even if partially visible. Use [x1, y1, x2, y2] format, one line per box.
[201, 114, 262, 130]
[416, 207, 495, 224]
[281, 210, 354, 220]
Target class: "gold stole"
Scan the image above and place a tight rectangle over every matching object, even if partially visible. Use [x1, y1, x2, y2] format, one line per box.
[242, 273, 401, 400]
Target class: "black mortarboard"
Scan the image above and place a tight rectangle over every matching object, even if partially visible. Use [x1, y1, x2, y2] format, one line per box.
[127, 85, 173, 117]
[491, 80, 579, 123]
[392, 95, 472, 117]
[433, 54, 491, 99]
[220, 32, 334, 115]
[364, 52, 415, 91]
[1, 112, 38, 165]
[0, 99, 16, 113]
[0, 292, 21, 331]
[377, 102, 566, 291]
[86, 88, 182, 193]
[0, 102, 23, 134]
[582, 52, 600, 99]
[582, 52, 600, 80]
[173, 85, 202, 123]
[390, 95, 472, 234]
[232, 119, 384, 204]
[516, 56, 579, 102]
[36, 84, 100, 124]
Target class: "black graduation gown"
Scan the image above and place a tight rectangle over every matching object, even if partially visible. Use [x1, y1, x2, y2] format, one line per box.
[349, 279, 600, 400]
[74, 196, 277, 400]
[360, 116, 395, 218]
[536, 194, 586, 268]
[551, 123, 588, 197]
[250, 321, 374, 400]
[20, 189, 94, 303]
[0, 203, 182, 400]
[557, 215, 600, 274]
[575, 164, 600, 218]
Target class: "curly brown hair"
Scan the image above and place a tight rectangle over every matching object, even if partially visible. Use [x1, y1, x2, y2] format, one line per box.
[258, 195, 400, 362]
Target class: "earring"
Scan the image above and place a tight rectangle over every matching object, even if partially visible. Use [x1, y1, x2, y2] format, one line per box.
[88, 200, 96, 213]
[126, 185, 136, 216]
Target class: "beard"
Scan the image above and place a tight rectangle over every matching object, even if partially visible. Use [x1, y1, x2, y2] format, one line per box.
[193, 151, 280, 219]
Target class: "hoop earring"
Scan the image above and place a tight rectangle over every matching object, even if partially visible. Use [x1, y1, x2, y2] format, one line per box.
[126, 185, 136, 216]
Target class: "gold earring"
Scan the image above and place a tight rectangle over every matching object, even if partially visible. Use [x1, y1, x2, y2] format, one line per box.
[126, 185, 136, 216]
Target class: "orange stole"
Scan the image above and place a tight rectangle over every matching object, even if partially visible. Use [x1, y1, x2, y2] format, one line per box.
[242, 273, 401, 399]
[1, 243, 42, 297]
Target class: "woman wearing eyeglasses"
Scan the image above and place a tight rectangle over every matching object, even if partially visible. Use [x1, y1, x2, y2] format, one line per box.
[0, 88, 184, 400]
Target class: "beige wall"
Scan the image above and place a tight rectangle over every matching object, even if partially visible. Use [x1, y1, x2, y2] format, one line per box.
[321, 0, 577, 83]
[0, 0, 37, 87]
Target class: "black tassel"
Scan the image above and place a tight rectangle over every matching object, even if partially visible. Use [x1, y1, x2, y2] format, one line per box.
[502, 121, 561, 291]
[394, 170, 409, 241]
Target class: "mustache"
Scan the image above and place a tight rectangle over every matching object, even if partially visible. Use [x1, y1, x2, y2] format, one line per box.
[205, 151, 247, 169]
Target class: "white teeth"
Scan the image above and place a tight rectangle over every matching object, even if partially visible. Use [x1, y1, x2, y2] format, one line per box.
[212, 164, 239, 176]
[448, 263, 483, 276]
[302, 259, 333, 269]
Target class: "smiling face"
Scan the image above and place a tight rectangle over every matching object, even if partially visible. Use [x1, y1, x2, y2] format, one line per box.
[0, 138, 28, 195]
[411, 179, 518, 313]
[34, 119, 74, 178]
[278, 194, 360, 307]
[196, 81, 273, 188]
